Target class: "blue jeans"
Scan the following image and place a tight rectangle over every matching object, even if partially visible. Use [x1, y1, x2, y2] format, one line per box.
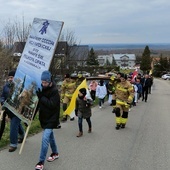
[10, 116, 25, 147]
[39, 129, 58, 163]
[78, 117, 91, 132]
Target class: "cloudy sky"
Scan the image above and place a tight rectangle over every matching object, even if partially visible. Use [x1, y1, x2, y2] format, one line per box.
[0, 0, 169, 44]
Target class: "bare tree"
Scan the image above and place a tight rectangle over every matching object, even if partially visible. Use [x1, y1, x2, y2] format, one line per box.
[0, 42, 13, 90]
[0, 17, 31, 89]
[50, 29, 81, 78]
[60, 29, 80, 71]
[14, 16, 31, 42]
[0, 16, 31, 48]
[1, 19, 15, 48]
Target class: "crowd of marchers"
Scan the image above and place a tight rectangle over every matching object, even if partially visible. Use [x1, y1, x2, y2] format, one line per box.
[0, 70, 153, 170]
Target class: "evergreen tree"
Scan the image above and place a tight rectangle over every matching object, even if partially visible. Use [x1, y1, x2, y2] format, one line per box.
[112, 57, 117, 66]
[140, 45, 151, 73]
[106, 58, 110, 66]
[159, 56, 168, 72]
[86, 48, 99, 66]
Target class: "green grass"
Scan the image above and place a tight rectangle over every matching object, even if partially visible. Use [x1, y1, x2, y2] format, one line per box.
[0, 115, 41, 150]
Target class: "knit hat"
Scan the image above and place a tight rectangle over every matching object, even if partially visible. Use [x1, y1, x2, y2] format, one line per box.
[64, 73, 70, 78]
[8, 70, 15, 77]
[79, 88, 87, 96]
[41, 70, 52, 83]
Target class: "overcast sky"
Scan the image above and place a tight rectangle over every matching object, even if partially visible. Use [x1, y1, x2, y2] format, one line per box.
[0, 0, 169, 44]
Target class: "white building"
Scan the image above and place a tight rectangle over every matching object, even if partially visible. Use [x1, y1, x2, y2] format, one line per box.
[97, 54, 136, 68]
[113, 54, 136, 68]
[97, 55, 113, 66]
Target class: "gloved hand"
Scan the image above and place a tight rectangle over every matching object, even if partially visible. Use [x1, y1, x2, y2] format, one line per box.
[36, 88, 43, 99]
[75, 109, 78, 116]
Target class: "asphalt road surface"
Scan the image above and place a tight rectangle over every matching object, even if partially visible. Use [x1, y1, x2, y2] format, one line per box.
[0, 78, 170, 170]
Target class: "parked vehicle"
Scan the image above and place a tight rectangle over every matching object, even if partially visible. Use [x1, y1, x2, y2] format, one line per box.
[71, 71, 91, 77]
[81, 71, 90, 77]
[161, 74, 170, 80]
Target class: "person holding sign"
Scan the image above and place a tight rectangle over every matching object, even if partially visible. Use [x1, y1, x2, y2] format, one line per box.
[0, 70, 25, 152]
[35, 70, 60, 170]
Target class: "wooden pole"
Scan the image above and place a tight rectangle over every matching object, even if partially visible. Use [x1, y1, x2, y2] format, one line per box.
[19, 124, 31, 154]
[19, 101, 38, 155]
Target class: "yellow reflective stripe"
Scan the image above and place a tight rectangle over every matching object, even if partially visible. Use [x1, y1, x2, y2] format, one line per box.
[121, 118, 128, 124]
[128, 96, 133, 101]
[62, 82, 76, 88]
[116, 117, 121, 124]
[65, 93, 73, 97]
[128, 87, 134, 91]
[116, 99, 126, 105]
[68, 82, 76, 87]
[117, 86, 127, 92]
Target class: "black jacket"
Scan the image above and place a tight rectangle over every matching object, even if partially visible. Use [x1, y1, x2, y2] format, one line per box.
[37, 82, 60, 129]
[141, 78, 150, 88]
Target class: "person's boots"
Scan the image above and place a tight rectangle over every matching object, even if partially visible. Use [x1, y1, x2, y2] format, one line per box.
[56, 123, 61, 129]
[76, 132, 83, 137]
[70, 117, 75, 121]
[115, 124, 120, 130]
[88, 128, 92, 133]
[121, 124, 126, 129]
[61, 116, 67, 122]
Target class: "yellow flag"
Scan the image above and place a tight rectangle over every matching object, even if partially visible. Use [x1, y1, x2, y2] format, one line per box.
[64, 79, 88, 116]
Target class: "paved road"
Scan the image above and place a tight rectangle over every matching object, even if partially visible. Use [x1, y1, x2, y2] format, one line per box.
[1, 78, 170, 170]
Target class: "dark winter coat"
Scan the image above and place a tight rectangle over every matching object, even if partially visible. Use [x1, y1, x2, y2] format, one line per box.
[141, 78, 150, 88]
[37, 82, 60, 129]
[75, 97, 92, 119]
[147, 78, 153, 87]
[0, 82, 15, 118]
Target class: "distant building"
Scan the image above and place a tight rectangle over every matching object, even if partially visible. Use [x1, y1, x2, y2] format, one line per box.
[97, 55, 112, 66]
[97, 53, 136, 68]
[113, 54, 136, 68]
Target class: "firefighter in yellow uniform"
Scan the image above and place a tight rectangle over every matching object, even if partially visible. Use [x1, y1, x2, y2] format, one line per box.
[61, 73, 76, 122]
[107, 75, 116, 106]
[113, 73, 134, 130]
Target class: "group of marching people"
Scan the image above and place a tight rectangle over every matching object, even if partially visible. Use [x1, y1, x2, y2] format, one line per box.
[0, 69, 153, 170]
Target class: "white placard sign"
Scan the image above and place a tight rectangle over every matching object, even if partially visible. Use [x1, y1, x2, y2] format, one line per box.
[4, 18, 64, 124]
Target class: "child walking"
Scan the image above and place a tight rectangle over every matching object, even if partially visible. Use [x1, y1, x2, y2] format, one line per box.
[75, 88, 93, 137]
[96, 80, 107, 108]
